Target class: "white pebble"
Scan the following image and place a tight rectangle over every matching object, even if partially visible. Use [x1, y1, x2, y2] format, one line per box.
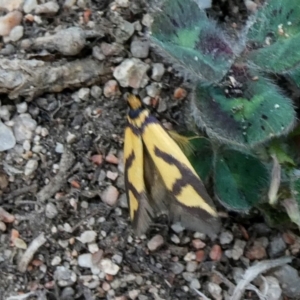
[77, 230, 97, 244]
[22, 140, 31, 151]
[9, 25, 23, 42]
[51, 256, 62, 266]
[55, 142, 64, 153]
[24, 159, 38, 176]
[16, 102, 28, 114]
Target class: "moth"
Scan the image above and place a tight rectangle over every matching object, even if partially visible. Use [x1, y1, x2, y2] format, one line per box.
[124, 94, 220, 238]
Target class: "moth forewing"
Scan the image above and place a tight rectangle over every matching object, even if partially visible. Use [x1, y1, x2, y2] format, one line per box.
[124, 125, 153, 236]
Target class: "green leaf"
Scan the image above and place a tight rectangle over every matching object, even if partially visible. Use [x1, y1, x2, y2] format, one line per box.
[150, 0, 235, 83]
[287, 67, 300, 87]
[187, 137, 213, 182]
[214, 149, 269, 210]
[192, 70, 296, 146]
[247, 0, 300, 73]
[269, 140, 296, 166]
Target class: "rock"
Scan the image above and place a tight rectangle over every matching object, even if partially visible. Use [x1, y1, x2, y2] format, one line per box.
[78, 253, 93, 268]
[186, 261, 198, 272]
[113, 58, 149, 89]
[141, 14, 153, 27]
[45, 203, 58, 219]
[268, 235, 286, 258]
[0, 207, 15, 223]
[0, 121, 15, 151]
[232, 239, 246, 260]
[55, 143, 64, 153]
[146, 83, 160, 98]
[173, 87, 187, 100]
[35, 1, 59, 14]
[209, 244, 222, 261]
[260, 276, 282, 300]
[78, 88, 90, 101]
[77, 230, 97, 244]
[92, 45, 105, 60]
[16, 102, 28, 114]
[112, 18, 134, 43]
[147, 235, 164, 251]
[130, 38, 149, 58]
[170, 262, 184, 275]
[51, 256, 62, 266]
[0, 11, 22, 37]
[112, 254, 123, 264]
[33, 27, 86, 56]
[190, 278, 201, 290]
[246, 242, 267, 260]
[106, 171, 118, 181]
[219, 230, 234, 245]
[182, 272, 195, 282]
[0, 105, 11, 121]
[101, 42, 124, 56]
[101, 186, 119, 206]
[184, 252, 196, 261]
[23, 0, 38, 13]
[171, 222, 185, 233]
[24, 159, 38, 176]
[91, 85, 102, 99]
[13, 113, 37, 142]
[100, 259, 120, 275]
[88, 243, 99, 254]
[192, 239, 206, 250]
[54, 266, 76, 287]
[270, 265, 300, 298]
[0, 221, 6, 231]
[207, 283, 222, 300]
[151, 63, 165, 81]
[115, 0, 129, 7]
[103, 80, 120, 98]
[9, 25, 23, 41]
[195, 250, 205, 262]
[0, 0, 24, 11]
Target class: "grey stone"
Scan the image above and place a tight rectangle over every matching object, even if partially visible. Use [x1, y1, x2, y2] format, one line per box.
[0, 121, 15, 151]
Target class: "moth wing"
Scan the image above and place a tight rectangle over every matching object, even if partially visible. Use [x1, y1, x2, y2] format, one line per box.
[124, 126, 153, 236]
[141, 119, 220, 237]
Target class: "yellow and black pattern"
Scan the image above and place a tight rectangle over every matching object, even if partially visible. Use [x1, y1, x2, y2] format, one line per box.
[124, 94, 220, 237]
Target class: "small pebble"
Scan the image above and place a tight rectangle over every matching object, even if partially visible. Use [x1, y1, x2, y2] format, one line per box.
[207, 282, 222, 300]
[129, 289, 140, 300]
[78, 88, 90, 101]
[23, 0, 38, 13]
[0, 121, 15, 151]
[8, 25, 23, 41]
[51, 256, 62, 266]
[231, 239, 247, 260]
[45, 203, 58, 219]
[147, 234, 164, 251]
[24, 159, 38, 176]
[170, 234, 180, 244]
[13, 113, 37, 142]
[246, 243, 267, 260]
[77, 230, 97, 244]
[100, 259, 120, 275]
[173, 87, 187, 100]
[88, 243, 99, 254]
[268, 235, 286, 258]
[112, 254, 123, 264]
[103, 80, 120, 98]
[151, 63, 165, 81]
[0, 106, 10, 121]
[78, 253, 93, 268]
[91, 85, 102, 99]
[195, 250, 205, 262]
[219, 230, 234, 245]
[106, 171, 118, 181]
[113, 58, 149, 89]
[0, 11, 22, 37]
[16, 102, 28, 114]
[190, 278, 201, 290]
[184, 252, 196, 262]
[186, 261, 198, 272]
[55, 143, 64, 153]
[66, 132, 76, 144]
[35, 1, 59, 14]
[192, 239, 206, 249]
[101, 186, 119, 206]
[171, 222, 185, 233]
[0, 221, 6, 231]
[209, 244, 222, 261]
[130, 38, 150, 58]
[115, 0, 129, 7]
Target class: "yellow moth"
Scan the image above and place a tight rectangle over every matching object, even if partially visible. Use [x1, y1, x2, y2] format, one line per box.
[124, 94, 220, 237]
